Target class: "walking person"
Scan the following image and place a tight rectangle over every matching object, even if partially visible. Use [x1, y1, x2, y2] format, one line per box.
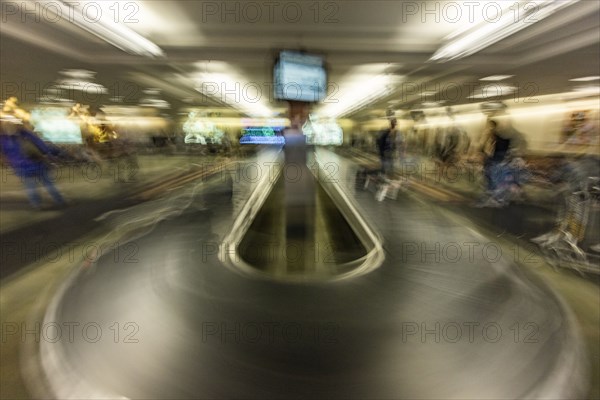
[0, 116, 67, 210]
[475, 119, 527, 207]
[377, 118, 397, 177]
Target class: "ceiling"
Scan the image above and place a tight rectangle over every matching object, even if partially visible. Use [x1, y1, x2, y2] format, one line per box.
[1, 0, 599, 118]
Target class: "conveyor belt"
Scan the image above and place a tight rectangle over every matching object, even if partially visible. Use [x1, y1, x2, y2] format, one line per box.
[34, 148, 588, 399]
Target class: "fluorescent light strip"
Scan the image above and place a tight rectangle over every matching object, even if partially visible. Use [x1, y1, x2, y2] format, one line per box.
[480, 75, 515, 81]
[467, 85, 517, 99]
[572, 86, 600, 94]
[569, 76, 600, 82]
[38, 0, 163, 58]
[319, 75, 394, 118]
[55, 80, 108, 94]
[443, 1, 518, 41]
[431, 0, 580, 62]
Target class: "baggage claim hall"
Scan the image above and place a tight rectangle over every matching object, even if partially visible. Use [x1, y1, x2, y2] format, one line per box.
[1, 1, 599, 399]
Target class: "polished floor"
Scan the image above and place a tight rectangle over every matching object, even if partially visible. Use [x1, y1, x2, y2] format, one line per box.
[35, 150, 588, 399]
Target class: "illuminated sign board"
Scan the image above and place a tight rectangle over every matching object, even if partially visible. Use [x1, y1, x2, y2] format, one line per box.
[239, 136, 285, 145]
[303, 115, 343, 145]
[183, 111, 224, 144]
[239, 126, 285, 145]
[30, 108, 83, 144]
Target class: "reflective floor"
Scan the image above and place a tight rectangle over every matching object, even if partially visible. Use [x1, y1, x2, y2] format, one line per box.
[26, 149, 590, 399]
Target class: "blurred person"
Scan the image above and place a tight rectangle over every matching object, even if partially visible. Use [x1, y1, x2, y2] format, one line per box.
[221, 132, 232, 155]
[448, 107, 470, 157]
[70, 103, 136, 171]
[475, 119, 528, 207]
[0, 116, 67, 209]
[491, 154, 530, 205]
[461, 128, 472, 155]
[481, 120, 507, 193]
[394, 124, 406, 165]
[86, 109, 138, 180]
[68, 103, 103, 163]
[377, 118, 396, 176]
[438, 125, 461, 164]
[91, 110, 118, 157]
[433, 128, 444, 159]
[562, 111, 599, 145]
[2, 96, 32, 130]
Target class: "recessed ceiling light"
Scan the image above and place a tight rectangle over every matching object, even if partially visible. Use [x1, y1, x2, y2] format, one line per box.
[143, 88, 161, 95]
[61, 69, 96, 79]
[468, 85, 516, 99]
[480, 75, 514, 81]
[569, 76, 600, 82]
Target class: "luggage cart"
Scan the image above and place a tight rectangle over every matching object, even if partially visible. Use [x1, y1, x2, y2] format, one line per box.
[361, 172, 405, 202]
[532, 177, 599, 274]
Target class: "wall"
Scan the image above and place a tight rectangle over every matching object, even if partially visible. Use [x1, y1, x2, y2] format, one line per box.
[350, 94, 600, 155]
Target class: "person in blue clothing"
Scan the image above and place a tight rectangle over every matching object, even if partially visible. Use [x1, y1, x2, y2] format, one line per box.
[476, 119, 528, 207]
[0, 116, 67, 209]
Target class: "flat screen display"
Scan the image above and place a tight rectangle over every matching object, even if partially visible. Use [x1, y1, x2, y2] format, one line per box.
[303, 115, 343, 145]
[239, 126, 285, 145]
[30, 108, 83, 144]
[274, 51, 326, 102]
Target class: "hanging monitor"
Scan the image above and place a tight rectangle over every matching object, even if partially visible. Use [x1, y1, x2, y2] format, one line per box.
[274, 51, 327, 103]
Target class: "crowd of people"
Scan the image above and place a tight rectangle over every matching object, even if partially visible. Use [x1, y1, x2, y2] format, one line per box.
[370, 112, 531, 208]
[367, 111, 599, 262]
